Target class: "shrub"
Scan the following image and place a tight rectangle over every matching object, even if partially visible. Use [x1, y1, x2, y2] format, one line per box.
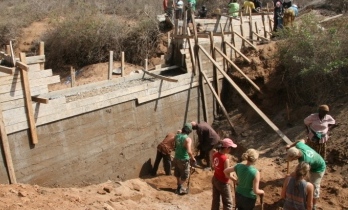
[275, 14, 348, 106]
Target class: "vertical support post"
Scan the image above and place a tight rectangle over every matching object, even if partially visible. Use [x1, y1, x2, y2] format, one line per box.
[261, 12, 267, 38]
[0, 105, 17, 184]
[6, 45, 10, 55]
[9, 41, 16, 67]
[145, 58, 148, 71]
[121, 51, 125, 77]
[219, 23, 227, 71]
[239, 12, 245, 47]
[39, 42, 45, 70]
[70, 66, 76, 87]
[209, 32, 220, 115]
[183, 11, 187, 35]
[249, 8, 253, 42]
[230, 24, 237, 58]
[191, 12, 208, 123]
[186, 28, 196, 74]
[255, 22, 259, 41]
[19, 53, 38, 145]
[108, 51, 113, 80]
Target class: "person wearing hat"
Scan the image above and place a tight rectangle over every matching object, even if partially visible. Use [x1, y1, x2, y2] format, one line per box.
[224, 149, 264, 210]
[211, 138, 237, 210]
[286, 139, 326, 209]
[191, 121, 220, 170]
[304, 104, 336, 160]
[173, 123, 196, 194]
[281, 162, 314, 210]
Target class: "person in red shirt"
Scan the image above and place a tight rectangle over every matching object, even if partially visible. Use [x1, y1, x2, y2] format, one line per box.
[211, 138, 237, 210]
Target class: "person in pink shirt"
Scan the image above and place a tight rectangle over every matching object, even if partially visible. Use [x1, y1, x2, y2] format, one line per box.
[304, 104, 336, 160]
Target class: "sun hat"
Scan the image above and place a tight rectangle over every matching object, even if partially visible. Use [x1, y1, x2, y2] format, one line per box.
[221, 138, 237, 148]
[318, 104, 329, 112]
[286, 147, 300, 161]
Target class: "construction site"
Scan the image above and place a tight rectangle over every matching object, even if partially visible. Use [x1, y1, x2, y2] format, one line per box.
[0, 3, 348, 210]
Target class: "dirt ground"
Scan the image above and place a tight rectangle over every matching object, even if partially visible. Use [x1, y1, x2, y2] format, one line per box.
[2, 9, 348, 210]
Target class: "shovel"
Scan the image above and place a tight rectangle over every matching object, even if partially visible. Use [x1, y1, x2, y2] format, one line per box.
[186, 163, 196, 194]
[260, 194, 264, 210]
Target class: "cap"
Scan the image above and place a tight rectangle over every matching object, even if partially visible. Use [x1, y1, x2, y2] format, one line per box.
[286, 147, 300, 161]
[221, 138, 237, 148]
[184, 123, 192, 132]
[318, 104, 329, 112]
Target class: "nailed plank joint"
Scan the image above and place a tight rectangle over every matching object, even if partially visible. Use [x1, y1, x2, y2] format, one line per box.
[15, 61, 29, 71]
[31, 96, 49, 104]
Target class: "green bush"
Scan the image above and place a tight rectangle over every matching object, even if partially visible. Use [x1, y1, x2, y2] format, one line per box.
[275, 14, 348, 106]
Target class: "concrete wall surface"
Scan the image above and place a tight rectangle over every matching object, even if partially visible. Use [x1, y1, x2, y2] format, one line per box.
[0, 70, 220, 187]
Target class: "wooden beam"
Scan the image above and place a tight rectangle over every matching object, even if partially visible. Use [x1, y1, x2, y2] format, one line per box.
[39, 42, 45, 70]
[15, 61, 29, 71]
[234, 32, 258, 50]
[198, 45, 292, 145]
[186, 28, 196, 75]
[31, 96, 49, 104]
[209, 32, 220, 115]
[9, 41, 15, 67]
[214, 47, 261, 93]
[70, 66, 76, 87]
[142, 69, 178, 82]
[121, 51, 125, 77]
[0, 66, 14, 75]
[0, 104, 17, 184]
[108, 51, 113, 80]
[19, 53, 38, 145]
[200, 67, 236, 134]
[252, 32, 270, 41]
[25, 55, 45, 65]
[225, 41, 251, 63]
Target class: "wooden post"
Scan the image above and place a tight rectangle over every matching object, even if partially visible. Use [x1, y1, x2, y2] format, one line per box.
[261, 12, 267, 38]
[209, 32, 220, 115]
[121, 51, 125, 77]
[6, 45, 10, 55]
[239, 12, 245, 47]
[9, 41, 16, 67]
[186, 27, 196, 74]
[255, 22, 259, 41]
[18, 53, 39, 145]
[183, 11, 187, 35]
[249, 8, 253, 43]
[191, 12, 208, 123]
[108, 51, 113, 80]
[70, 66, 76, 87]
[0, 105, 17, 184]
[144, 58, 148, 71]
[39, 42, 45, 70]
[230, 24, 237, 58]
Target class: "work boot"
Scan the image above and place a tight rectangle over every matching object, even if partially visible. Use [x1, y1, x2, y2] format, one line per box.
[175, 185, 182, 194]
[179, 187, 188, 195]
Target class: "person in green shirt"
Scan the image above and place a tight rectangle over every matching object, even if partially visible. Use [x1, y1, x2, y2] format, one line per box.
[224, 149, 264, 210]
[228, 0, 240, 18]
[286, 139, 326, 210]
[173, 123, 196, 194]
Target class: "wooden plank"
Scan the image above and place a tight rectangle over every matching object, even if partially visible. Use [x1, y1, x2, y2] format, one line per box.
[200, 68, 236, 134]
[225, 41, 251, 63]
[9, 41, 16, 67]
[31, 96, 49, 104]
[234, 32, 258, 50]
[0, 86, 48, 102]
[121, 52, 125, 77]
[214, 47, 261, 93]
[0, 104, 17, 184]
[70, 67, 75, 87]
[26, 55, 45, 65]
[142, 69, 178, 82]
[19, 53, 38, 144]
[39, 42, 45, 69]
[0, 66, 14, 75]
[15, 61, 29, 71]
[0, 69, 54, 84]
[198, 45, 292, 145]
[0, 75, 60, 94]
[108, 51, 113, 80]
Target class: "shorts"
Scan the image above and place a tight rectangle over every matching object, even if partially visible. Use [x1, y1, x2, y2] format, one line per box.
[309, 171, 325, 198]
[173, 158, 190, 180]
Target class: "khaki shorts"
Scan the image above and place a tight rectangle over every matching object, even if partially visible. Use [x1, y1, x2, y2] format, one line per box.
[309, 171, 325, 198]
[173, 158, 190, 180]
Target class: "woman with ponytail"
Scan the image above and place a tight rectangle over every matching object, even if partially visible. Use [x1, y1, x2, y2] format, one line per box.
[224, 149, 264, 210]
[281, 162, 314, 210]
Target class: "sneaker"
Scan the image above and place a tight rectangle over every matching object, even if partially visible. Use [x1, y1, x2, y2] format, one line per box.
[175, 185, 182, 194]
[179, 187, 188, 194]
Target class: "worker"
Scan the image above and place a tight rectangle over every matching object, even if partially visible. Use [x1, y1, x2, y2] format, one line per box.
[281, 162, 314, 210]
[243, 0, 257, 13]
[228, 0, 240, 19]
[187, 0, 196, 11]
[283, 4, 298, 27]
[224, 149, 264, 210]
[173, 123, 196, 194]
[151, 132, 176, 176]
[211, 138, 238, 210]
[286, 139, 326, 210]
[176, 0, 184, 19]
[191, 121, 220, 169]
[304, 104, 336, 160]
[282, 0, 292, 9]
[198, 5, 208, 18]
[253, 0, 262, 12]
[163, 0, 174, 19]
[273, 0, 284, 32]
